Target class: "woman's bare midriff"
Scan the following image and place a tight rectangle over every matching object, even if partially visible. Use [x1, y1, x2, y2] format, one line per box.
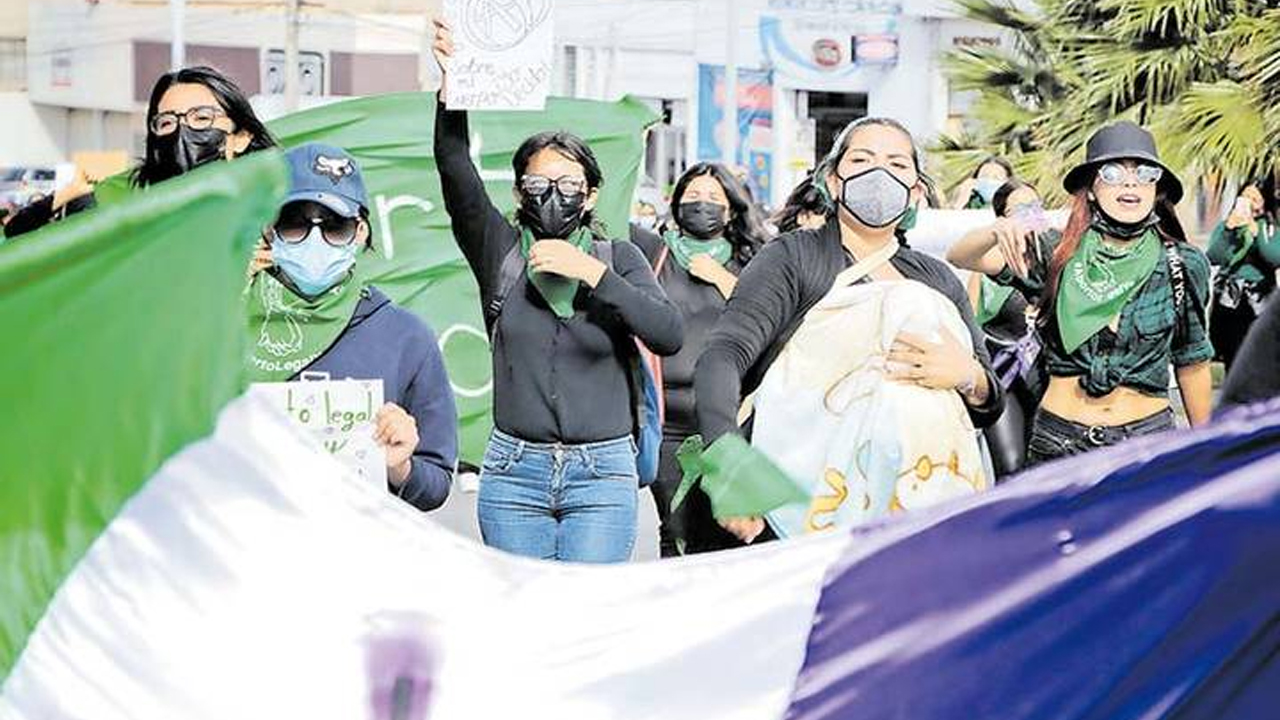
[1040, 376, 1170, 427]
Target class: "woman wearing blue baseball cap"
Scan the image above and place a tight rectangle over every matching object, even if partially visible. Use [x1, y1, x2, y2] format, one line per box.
[245, 142, 460, 512]
[949, 121, 1214, 465]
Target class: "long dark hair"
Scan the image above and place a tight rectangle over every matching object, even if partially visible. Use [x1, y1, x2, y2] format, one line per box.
[772, 171, 832, 234]
[816, 116, 937, 246]
[1245, 173, 1279, 221]
[670, 161, 769, 265]
[133, 66, 277, 187]
[1042, 188, 1188, 322]
[512, 130, 607, 235]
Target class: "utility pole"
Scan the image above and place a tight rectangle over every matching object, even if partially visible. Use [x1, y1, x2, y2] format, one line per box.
[284, 0, 301, 112]
[169, 0, 185, 70]
[722, 0, 738, 168]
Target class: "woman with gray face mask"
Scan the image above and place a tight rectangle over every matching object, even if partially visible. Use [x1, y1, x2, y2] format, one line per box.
[693, 117, 1003, 545]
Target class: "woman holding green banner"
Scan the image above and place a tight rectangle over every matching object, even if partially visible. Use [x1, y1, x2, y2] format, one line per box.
[1206, 176, 1280, 371]
[693, 116, 1003, 544]
[632, 162, 769, 557]
[949, 121, 1214, 465]
[4, 66, 277, 239]
[432, 20, 683, 563]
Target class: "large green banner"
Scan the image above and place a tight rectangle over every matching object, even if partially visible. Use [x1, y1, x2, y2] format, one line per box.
[267, 93, 658, 463]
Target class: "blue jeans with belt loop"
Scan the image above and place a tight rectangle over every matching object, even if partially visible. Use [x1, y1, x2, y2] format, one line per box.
[477, 429, 638, 563]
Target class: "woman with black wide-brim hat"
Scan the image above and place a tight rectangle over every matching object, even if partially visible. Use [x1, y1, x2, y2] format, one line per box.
[948, 121, 1214, 464]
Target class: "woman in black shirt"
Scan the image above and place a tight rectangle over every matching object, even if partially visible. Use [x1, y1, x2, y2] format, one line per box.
[432, 21, 683, 563]
[632, 162, 770, 556]
[694, 117, 1003, 544]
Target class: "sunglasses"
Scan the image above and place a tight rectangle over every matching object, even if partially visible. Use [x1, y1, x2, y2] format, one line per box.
[1097, 162, 1163, 186]
[519, 174, 588, 198]
[272, 203, 359, 246]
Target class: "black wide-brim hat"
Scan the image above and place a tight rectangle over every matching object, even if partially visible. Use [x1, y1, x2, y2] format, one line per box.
[1063, 121, 1184, 204]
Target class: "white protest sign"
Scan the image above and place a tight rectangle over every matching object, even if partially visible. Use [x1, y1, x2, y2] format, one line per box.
[442, 0, 554, 110]
[250, 376, 387, 487]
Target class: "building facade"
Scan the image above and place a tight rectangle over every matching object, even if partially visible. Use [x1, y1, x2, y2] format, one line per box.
[9, 0, 1007, 206]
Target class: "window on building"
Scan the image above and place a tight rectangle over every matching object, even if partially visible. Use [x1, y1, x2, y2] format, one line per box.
[0, 39, 27, 91]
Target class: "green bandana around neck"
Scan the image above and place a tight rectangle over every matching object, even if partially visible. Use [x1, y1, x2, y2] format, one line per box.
[976, 274, 1016, 327]
[1055, 228, 1160, 354]
[519, 225, 596, 319]
[246, 271, 364, 382]
[661, 229, 733, 271]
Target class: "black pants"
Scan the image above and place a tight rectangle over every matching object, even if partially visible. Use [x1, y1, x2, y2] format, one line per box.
[649, 435, 755, 557]
[1026, 408, 1175, 466]
[1210, 297, 1261, 372]
[983, 378, 1042, 480]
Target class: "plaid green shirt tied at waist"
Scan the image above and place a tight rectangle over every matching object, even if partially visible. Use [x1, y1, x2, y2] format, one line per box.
[991, 229, 1214, 398]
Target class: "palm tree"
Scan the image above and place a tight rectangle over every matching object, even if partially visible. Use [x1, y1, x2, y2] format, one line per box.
[933, 0, 1280, 205]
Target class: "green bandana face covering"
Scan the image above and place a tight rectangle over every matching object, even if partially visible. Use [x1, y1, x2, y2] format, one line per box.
[246, 271, 364, 382]
[661, 229, 733, 272]
[1055, 228, 1161, 354]
[520, 225, 595, 318]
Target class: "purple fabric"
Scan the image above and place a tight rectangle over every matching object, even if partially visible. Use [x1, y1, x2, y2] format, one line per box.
[784, 398, 1280, 720]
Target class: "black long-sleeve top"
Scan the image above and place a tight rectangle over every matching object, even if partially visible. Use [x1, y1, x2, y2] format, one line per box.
[631, 224, 743, 438]
[694, 219, 1004, 443]
[434, 102, 683, 444]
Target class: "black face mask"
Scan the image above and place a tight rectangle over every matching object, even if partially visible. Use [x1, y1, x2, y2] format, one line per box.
[677, 201, 728, 239]
[1089, 200, 1160, 240]
[520, 188, 586, 239]
[148, 125, 229, 183]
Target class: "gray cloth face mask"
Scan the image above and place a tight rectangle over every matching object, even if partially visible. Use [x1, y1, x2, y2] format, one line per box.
[837, 167, 911, 228]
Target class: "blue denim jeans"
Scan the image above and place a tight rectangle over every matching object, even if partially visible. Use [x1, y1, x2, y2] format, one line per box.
[477, 429, 638, 563]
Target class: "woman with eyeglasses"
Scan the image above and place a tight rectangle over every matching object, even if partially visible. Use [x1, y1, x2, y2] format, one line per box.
[246, 143, 459, 512]
[948, 122, 1213, 465]
[431, 20, 683, 563]
[4, 66, 277, 239]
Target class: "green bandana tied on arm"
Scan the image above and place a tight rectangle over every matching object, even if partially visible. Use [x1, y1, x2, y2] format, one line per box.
[246, 272, 364, 382]
[520, 226, 596, 319]
[661, 230, 733, 271]
[1055, 228, 1161, 354]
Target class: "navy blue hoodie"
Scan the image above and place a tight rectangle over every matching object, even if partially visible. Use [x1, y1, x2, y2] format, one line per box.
[304, 286, 458, 511]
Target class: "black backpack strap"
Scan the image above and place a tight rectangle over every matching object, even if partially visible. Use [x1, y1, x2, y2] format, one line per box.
[484, 243, 526, 338]
[1164, 239, 1186, 314]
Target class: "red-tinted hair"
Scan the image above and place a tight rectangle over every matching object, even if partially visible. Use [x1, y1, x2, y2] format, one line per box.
[1041, 190, 1188, 322]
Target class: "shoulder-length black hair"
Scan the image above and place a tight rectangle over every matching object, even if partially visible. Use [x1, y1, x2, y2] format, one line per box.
[991, 179, 1038, 218]
[772, 171, 832, 234]
[670, 161, 770, 265]
[512, 130, 608, 235]
[133, 66, 278, 188]
[1244, 173, 1280, 221]
[816, 115, 937, 246]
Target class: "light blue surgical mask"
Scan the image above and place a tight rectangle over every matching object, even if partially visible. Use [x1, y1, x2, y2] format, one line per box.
[975, 178, 1003, 205]
[271, 226, 358, 298]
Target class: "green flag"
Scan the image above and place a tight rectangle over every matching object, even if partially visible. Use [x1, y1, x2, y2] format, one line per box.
[266, 93, 659, 462]
[0, 152, 288, 676]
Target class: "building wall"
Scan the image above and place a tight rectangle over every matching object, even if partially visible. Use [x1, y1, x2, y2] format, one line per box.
[0, 91, 66, 166]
